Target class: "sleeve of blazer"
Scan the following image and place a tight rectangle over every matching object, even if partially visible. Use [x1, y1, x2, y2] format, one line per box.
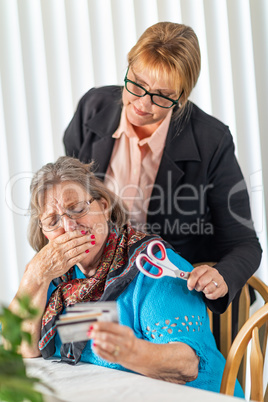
[205, 129, 262, 313]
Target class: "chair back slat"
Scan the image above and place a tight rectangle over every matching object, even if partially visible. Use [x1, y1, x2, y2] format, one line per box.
[260, 321, 268, 358]
[250, 327, 264, 402]
[237, 283, 250, 389]
[220, 304, 232, 359]
[207, 308, 213, 333]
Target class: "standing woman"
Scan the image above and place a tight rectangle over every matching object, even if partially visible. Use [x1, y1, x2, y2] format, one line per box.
[63, 22, 262, 323]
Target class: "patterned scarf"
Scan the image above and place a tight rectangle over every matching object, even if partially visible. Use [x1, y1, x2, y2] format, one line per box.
[39, 224, 157, 363]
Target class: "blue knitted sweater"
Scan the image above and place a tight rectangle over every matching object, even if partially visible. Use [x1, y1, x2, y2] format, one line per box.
[48, 248, 244, 397]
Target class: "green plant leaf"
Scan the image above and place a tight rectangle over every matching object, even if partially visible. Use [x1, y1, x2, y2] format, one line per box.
[0, 347, 26, 376]
[0, 296, 51, 402]
[21, 330, 32, 345]
[17, 295, 39, 319]
[0, 375, 44, 401]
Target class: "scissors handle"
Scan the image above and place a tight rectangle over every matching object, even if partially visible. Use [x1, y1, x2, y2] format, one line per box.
[136, 254, 163, 279]
[136, 240, 190, 281]
[147, 240, 167, 261]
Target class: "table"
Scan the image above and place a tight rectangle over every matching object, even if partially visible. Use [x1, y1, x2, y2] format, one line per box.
[25, 357, 244, 402]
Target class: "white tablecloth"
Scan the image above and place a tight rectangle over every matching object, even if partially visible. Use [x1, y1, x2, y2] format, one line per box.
[24, 357, 244, 402]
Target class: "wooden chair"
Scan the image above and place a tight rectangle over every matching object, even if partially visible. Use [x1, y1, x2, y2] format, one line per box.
[209, 275, 268, 359]
[193, 264, 268, 349]
[193, 263, 268, 392]
[220, 302, 268, 401]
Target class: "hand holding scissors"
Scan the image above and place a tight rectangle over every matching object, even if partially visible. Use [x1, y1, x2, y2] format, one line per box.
[136, 240, 190, 280]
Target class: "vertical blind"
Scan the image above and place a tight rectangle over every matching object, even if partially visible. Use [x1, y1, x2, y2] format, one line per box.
[0, 0, 267, 308]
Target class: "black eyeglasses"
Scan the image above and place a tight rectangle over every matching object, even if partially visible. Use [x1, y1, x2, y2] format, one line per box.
[124, 68, 183, 109]
[39, 198, 95, 232]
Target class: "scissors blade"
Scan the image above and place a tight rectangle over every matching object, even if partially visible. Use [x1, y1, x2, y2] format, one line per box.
[149, 258, 185, 280]
[147, 242, 189, 280]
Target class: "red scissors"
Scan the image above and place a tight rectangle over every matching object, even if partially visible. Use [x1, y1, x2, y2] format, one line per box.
[136, 240, 190, 280]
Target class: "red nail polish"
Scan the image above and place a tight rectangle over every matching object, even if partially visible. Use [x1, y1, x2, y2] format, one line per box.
[85, 249, 90, 253]
[81, 230, 86, 235]
[91, 234, 95, 239]
[89, 325, 93, 331]
[93, 342, 97, 347]
[91, 241, 95, 245]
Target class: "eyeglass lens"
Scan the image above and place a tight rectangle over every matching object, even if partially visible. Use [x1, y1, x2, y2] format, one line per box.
[125, 80, 175, 108]
[40, 200, 93, 231]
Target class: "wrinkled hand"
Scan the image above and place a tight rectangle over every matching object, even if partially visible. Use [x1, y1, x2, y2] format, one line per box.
[28, 230, 93, 284]
[88, 322, 139, 366]
[187, 264, 228, 300]
[88, 322, 199, 384]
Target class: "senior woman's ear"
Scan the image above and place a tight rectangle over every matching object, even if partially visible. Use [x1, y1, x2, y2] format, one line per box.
[99, 198, 110, 222]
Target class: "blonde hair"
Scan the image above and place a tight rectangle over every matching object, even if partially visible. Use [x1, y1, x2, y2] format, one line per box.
[28, 156, 129, 252]
[127, 22, 201, 118]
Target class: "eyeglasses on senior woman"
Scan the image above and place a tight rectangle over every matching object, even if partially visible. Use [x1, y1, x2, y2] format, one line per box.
[39, 198, 95, 232]
[124, 67, 183, 109]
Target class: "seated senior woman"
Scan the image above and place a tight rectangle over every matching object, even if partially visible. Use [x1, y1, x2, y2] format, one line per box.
[9, 156, 243, 396]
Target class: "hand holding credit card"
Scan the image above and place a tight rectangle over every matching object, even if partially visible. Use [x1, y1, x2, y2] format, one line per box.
[56, 301, 118, 344]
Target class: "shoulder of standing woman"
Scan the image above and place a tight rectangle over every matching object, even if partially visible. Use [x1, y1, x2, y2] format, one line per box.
[177, 101, 234, 152]
[190, 102, 229, 133]
[76, 85, 123, 111]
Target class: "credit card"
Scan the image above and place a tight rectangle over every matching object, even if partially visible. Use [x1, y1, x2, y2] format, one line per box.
[56, 301, 118, 343]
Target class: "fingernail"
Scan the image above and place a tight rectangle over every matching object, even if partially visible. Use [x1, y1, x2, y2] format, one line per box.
[81, 230, 87, 235]
[91, 241, 95, 245]
[91, 234, 95, 239]
[93, 342, 97, 347]
[89, 325, 93, 331]
[85, 249, 90, 253]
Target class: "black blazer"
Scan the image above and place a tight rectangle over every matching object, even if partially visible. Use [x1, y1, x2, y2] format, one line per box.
[64, 86, 262, 314]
